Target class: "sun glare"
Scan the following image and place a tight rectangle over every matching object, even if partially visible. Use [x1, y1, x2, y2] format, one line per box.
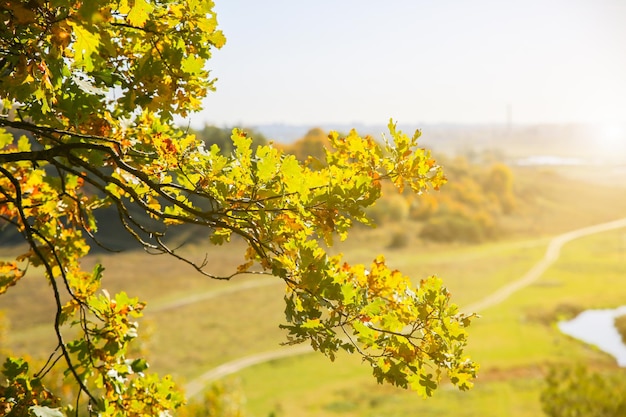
[597, 123, 626, 160]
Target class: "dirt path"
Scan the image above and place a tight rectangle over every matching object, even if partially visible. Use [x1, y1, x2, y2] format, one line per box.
[463, 217, 626, 313]
[151, 278, 281, 313]
[184, 217, 626, 398]
[184, 344, 314, 398]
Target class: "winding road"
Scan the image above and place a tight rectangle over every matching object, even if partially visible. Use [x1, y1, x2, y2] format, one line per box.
[184, 217, 626, 398]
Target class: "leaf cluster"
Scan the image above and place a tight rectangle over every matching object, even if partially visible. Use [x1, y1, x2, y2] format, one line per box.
[1, 0, 224, 125]
[0, 1, 477, 415]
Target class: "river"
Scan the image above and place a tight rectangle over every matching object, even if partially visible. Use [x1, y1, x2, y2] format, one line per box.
[558, 306, 626, 366]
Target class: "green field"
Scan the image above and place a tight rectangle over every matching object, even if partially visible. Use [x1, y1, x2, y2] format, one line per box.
[2, 165, 626, 416]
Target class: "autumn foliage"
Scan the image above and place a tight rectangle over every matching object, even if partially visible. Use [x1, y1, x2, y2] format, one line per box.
[0, 1, 477, 416]
[410, 157, 517, 243]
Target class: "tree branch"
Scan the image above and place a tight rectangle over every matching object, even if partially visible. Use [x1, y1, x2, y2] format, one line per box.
[0, 166, 99, 406]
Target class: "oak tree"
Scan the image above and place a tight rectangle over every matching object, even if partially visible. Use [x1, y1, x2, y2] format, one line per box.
[0, 1, 478, 415]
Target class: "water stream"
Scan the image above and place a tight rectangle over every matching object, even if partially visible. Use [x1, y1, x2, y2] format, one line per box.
[558, 305, 626, 366]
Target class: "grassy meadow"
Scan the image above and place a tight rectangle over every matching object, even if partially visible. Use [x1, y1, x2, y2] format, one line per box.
[1, 161, 626, 417]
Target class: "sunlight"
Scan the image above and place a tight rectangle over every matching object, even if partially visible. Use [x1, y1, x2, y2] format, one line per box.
[597, 123, 626, 158]
[599, 123, 626, 147]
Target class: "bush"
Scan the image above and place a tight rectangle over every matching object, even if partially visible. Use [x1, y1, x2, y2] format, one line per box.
[419, 211, 499, 243]
[541, 364, 626, 417]
[387, 230, 410, 249]
[420, 214, 483, 243]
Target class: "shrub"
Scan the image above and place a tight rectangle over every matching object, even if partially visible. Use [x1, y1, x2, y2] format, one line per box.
[541, 364, 626, 417]
[387, 230, 410, 249]
[419, 208, 500, 243]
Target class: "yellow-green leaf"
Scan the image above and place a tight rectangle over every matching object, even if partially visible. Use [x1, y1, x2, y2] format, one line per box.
[68, 22, 101, 71]
[0, 128, 14, 148]
[181, 55, 205, 75]
[127, 0, 154, 27]
[17, 135, 31, 152]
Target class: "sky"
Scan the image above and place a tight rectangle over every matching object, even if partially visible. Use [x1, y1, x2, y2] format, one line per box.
[185, 0, 626, 129]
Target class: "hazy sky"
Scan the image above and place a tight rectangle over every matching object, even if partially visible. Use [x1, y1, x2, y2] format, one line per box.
[187, 0, 626, 128]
